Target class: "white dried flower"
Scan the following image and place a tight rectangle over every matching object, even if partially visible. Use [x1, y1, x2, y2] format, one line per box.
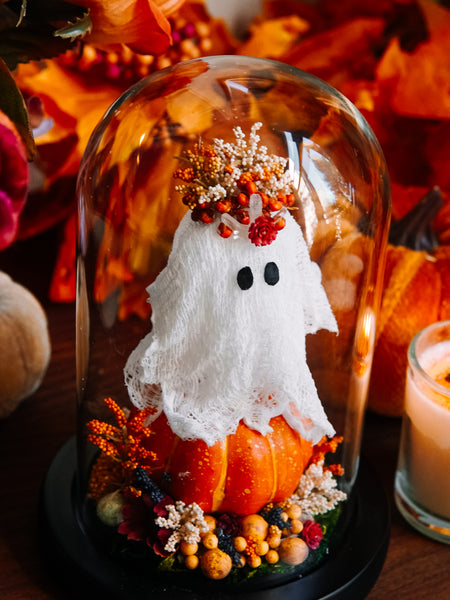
[290, 460, 347, 518]
[199, 184, 227, 204]
[155, 500, 209, 553]
[210, 122, 294, 199]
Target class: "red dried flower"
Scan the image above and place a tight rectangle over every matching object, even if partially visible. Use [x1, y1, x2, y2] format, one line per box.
[153, 495, 173, 517]
[118, 490, 173, 556]
[119, 492, 155, 543]
[215, 512, 241, 537]
[248, 215, 278, 246]
[302, 520, 323, 550]
[155, 528, 172, 556]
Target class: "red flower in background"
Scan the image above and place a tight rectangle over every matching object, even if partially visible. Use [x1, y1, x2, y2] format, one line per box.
[0, 110, 29, 250]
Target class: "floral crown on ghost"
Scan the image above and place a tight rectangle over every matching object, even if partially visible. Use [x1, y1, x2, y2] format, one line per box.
[173, 122, 297, 246]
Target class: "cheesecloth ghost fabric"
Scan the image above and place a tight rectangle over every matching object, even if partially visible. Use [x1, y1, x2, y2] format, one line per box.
[124, 210, 338, 446]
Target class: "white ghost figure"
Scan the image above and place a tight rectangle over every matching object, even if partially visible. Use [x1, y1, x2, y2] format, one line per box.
[124, 200, 338, 447]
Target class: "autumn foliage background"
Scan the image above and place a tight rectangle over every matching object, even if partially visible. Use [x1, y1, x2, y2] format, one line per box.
[2, 0, 450, 416]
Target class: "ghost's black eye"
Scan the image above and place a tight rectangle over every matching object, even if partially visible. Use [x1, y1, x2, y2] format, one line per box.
[237, 266, 253, 290]
[264, 262, 279, 286]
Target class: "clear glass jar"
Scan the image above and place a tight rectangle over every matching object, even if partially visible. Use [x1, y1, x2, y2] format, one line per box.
[75, 55, 391, 591]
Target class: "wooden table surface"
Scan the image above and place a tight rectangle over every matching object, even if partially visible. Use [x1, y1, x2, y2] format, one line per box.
[1, 229, 449, 599]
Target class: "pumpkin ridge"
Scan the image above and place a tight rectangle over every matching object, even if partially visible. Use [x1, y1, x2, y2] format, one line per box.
[163, 434, 180, 479]
[211, 433, 228, 512]
[376, 249, 427, 342]
[267, 425, 278, 504]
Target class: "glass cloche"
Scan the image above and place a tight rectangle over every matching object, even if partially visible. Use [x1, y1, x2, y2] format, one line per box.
[68, 56, 391, 597]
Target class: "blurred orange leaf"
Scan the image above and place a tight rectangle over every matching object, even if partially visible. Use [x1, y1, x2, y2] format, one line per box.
[49, 211, 77, 302]
[16, 60, 120, 184]
[73, 0, 177, 54]
[237, 15, 310, 59]
[376, 0, 450, 119]
[282, 17, 385, 86]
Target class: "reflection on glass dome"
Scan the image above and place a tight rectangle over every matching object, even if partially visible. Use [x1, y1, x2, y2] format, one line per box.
[76, 55, 390, 590]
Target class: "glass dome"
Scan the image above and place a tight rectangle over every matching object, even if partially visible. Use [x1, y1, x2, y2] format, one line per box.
[75, 55, 391, 591]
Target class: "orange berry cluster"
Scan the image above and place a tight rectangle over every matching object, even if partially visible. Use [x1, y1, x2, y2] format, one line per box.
[174, 143, 296, 237]
[309, 435, 344, 475]
[88, 454, 123, 502]
[87, 398, 157, 489]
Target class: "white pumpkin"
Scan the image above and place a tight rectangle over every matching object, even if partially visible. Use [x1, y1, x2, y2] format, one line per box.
[0, 271, 51, 418]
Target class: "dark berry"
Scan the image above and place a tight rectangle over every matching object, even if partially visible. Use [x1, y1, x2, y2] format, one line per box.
[260, 506, 291, 530]
[133, 467, 164, 503]
[216, 528, 241, 566]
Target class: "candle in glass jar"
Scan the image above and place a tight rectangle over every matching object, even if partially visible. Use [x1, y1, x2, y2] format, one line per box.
[403, 340, 450, 520]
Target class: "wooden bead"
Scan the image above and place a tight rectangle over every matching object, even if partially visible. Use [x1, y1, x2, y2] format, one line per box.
[247, 555, 262, 568]
[200, 549, 232, 580]
[290, 519, 304, 535]
[202, 515, 216, 534]
[286, 504, 302, 520]
[265, 549, 279, 564]
[185, 554, 199, 570]
[180, 541, 198, 556]
[255, 540, 269, 556]
[202, 532, 218, 549]
[279, 537, 309, 566]
[241, 514, 268, 540]
[233, 536, 247, 552]
[267, 534, 281, 549]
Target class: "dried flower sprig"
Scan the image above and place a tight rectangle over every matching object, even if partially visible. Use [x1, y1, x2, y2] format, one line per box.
[174, 122, 296, 245]
[88, 453, 123, 501]
[291, 459, 347, 518]
[155, 500, 209, 553]
[87, 397, 157, 492]
[310, 435, 345, 477]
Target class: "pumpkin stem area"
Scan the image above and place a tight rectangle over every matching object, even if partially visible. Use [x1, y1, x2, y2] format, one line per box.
[389, 187, 443, 253]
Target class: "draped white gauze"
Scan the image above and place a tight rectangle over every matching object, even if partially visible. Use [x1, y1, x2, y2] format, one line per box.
[124, 210, 338, 446]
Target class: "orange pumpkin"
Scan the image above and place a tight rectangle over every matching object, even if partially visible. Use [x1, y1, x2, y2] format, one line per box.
[306, 189, 450, 417]
[144, 413, 313, 516]
[368, 189, 450, 416]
